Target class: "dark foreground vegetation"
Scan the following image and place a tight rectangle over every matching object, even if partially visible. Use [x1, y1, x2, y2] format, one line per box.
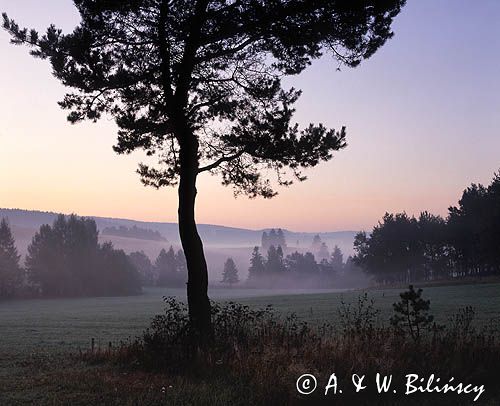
[34, 287, 495, 405]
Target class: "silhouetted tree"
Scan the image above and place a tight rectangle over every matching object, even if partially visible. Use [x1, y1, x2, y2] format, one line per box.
[103, 225, 166, 241]
[156, 247, 180, 287]
[448, 172, 500, 276]
[354, 213, 422, 283]
[276, 228, 287, 250]
[344, 256, 358, 274]
[98, 242, 142, 295]
[129, 251, 155, 286]
[266, 245, 285, 273]
[330, 245, 344, 272]
[317, 241, 330, 262]
[312, 234, 322, 251]
[417, 212, 449, 280]
[248, 246, 265, 282]
[3, 0, 405, 335]
[0, 219, 23, 298]
[390, 285, 434, 342]
[262, 228, 287, 251]
[25, 215, 141, 296]
[221, 257, 239, 286]
[285, 251, 317, 275]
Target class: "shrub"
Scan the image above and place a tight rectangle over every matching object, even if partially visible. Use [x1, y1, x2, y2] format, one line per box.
[338, 292, 380, 336]
[81, 289, 500, 404]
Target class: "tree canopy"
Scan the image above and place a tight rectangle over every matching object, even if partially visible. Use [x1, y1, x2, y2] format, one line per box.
[25, 215, 141, 296]
[221, 257, 239, 286]
[3, 0, 405, 197]
[354, 171, 500, 283]
[3, 0, 406, 334]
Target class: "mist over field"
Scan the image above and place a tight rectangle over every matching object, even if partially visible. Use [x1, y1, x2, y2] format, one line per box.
[1, 208, 363, 286]
[2, 0, 500, 403]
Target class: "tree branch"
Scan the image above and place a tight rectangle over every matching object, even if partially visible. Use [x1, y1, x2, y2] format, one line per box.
[198, 150, 245, 173]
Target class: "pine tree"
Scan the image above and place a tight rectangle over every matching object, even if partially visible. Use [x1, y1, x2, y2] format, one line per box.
[312, 235, 322, 251]
[155, 246, 178, 287]
[266, 245, 285, 273]
[4, 0, 405, 335]
[390, 285, 435, 342]
[248, 247, 266, 281]
[330, 245, 344, 271]
[129, 251, 154, 286]
[276, 228, 287, 249]
[221, 258, 239, 287]
[0, 218, 22, 298]
[317, 242, 330, 262]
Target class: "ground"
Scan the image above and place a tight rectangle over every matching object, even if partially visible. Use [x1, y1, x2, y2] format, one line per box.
[1, 283, 500, 405]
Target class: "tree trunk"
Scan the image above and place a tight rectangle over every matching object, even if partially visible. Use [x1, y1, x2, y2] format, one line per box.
[178, 136, 212, 341]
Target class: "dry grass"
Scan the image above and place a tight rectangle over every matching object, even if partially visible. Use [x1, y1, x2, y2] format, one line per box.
[74, 296, 500, 405]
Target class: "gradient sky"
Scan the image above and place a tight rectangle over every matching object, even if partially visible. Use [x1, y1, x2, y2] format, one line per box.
[1, 0, 499, 232]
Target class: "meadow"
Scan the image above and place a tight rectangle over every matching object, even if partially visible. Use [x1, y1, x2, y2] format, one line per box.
[1, 283, 499, 355]
[1, 283, 500, 405]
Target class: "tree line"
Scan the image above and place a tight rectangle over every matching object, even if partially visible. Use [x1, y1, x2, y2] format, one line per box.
[0, 215, 190, 299]
[129, 247, 187, 288]
[353, 171, 500, 284]
[245, 244, 358, 288]
[0, 215, 142, 299]
[261, 229, 287, 251]
[102, 225, 166, 241]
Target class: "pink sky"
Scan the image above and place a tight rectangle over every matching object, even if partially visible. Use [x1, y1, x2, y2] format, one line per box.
[1, 0, 499, 232]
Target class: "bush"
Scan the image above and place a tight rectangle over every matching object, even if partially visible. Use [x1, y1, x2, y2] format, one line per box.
[83, 290, 500, 404]
[338, 292, 380, 336]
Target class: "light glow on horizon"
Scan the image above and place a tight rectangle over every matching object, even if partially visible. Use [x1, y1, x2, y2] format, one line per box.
[1, 0, 499, 232]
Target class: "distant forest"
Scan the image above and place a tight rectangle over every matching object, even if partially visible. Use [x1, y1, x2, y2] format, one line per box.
[354, 171, 500, 284]
[102, 225, 167, 241]
[245, 242, 357, 289]
[0, 214, 190, 299]
[0, 215, 141, 298]
[129, 247, 187, 288]
[2, 173, 499, 299]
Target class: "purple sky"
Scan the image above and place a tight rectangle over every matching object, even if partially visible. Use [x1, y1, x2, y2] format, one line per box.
[1, 0, 499, 231]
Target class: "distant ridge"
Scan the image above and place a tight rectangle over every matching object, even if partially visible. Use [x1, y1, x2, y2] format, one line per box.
[0, 208, 358, 250]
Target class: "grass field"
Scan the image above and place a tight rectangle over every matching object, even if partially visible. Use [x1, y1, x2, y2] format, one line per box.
[1, 283, 499, 355]
[1, 283, 500, 405]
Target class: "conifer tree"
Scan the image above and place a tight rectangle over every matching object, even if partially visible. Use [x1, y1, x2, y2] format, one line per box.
[248, 246, 265, 281]
[221, 257, 239, 287]
[3, 0, 405, 335]
[0, 219, 22, 298]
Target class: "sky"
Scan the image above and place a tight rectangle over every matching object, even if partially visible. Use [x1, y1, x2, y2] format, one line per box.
[0, 0, 499, 232]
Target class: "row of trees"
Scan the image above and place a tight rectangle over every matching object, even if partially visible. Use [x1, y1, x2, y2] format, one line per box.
[246, 245, 356, 288]
[102, 225, 166, 241]
[0, 215, 142, 299]
[354, 172, 500, 283]
[129, 247, 187, 288]
[261, 229, 287, 251]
